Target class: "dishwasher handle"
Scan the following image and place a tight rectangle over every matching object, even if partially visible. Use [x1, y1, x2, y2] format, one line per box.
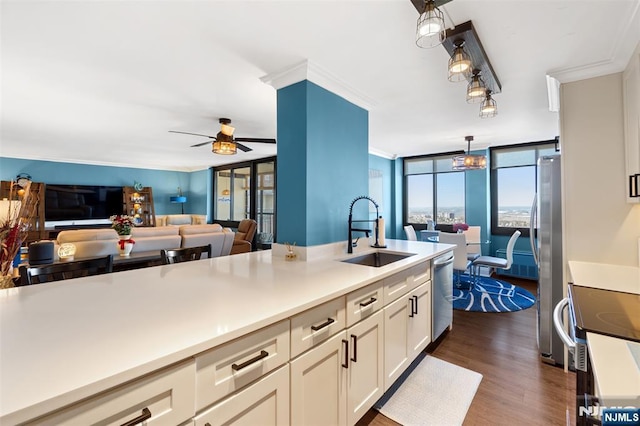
[434, 255, 454, 268]
[553, 298, 575, 354]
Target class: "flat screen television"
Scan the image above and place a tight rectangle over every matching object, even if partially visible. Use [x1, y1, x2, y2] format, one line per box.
[45, 184, 123, 221]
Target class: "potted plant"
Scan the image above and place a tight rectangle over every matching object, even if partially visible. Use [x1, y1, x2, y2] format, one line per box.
[109, 215, 136, 256]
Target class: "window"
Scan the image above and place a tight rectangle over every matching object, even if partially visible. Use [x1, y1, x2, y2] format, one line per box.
[213, 157, 276, 249]
[490, 141, 558, 236]
[404, 154, 466, 228]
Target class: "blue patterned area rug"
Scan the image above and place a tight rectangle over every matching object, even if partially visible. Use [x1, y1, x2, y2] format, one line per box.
[453, 275, 536, 313]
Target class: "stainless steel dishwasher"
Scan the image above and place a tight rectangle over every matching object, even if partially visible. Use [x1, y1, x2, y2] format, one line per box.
[432, 251, 454, 341]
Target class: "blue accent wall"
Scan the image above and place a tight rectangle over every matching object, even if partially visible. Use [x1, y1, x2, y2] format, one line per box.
[276, 81, 309, 245]
[464, 148, 490, 254]
[0, 157, 205, 216]
[369, 154, 395, 239]
[277, 80, 368, 247]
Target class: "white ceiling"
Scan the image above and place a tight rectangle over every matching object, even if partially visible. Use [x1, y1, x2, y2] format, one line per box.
[2, 0, 639, 172]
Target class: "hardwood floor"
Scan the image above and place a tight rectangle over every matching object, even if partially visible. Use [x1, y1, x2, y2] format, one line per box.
[357, 278, 576, 426]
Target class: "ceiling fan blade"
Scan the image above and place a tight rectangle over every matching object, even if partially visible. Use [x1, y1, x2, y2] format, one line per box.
[190, 141, 212, 148]
[234, 137, 277, 144]
[236, 142, 253, 152]
[169, 130, 215, 138]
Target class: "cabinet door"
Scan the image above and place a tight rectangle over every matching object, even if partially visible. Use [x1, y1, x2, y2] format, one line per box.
[623, 46, 640, 202]
[193, 365, 289, 426]
[383, 294, 411, 391]
[290, 331, 348, 426]
[408, 282, 431, 358]
[346, 309, 384, 426]
[27, 360, 195, 426]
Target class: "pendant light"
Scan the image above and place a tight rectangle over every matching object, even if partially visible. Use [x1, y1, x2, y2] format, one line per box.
[415, 0, 446, 49]
[448, 40, 472, 82]
[452, 136, 487, 170]
[466, 70, 486, 103]
[480, 90, 498, 119]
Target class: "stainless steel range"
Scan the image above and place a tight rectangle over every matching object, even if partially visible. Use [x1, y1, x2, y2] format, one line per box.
[554, 285, 640, 426]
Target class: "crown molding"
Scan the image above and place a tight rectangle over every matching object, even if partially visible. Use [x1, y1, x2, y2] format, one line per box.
[368, 147, 397, 160]
[260, 59, 376, 111]
[548, 1, 639, 83]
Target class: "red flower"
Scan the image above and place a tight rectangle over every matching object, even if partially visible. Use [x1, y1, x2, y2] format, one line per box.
[452, 223, 469, 232]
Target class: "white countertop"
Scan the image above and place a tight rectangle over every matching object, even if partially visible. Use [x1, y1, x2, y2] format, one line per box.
[587, 332, 640, 404]
[568, 261, 640, 294]
[0, 239, 452, 424]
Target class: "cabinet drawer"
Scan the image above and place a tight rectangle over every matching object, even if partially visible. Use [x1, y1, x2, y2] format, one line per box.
[27, 360, 195, 426]
[291, 296, 346, 358]
[195, 319, 290, 411]
[383, 261, 430, 304]
[193, 365, 289, 426]
[346, 280, 383, 327]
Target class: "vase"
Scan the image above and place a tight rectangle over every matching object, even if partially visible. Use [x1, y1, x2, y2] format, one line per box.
[117, 235, 134, 257]
[1, 275, 15, 289]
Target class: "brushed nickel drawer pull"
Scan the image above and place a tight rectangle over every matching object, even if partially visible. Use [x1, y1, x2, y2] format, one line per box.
[232, 350, 269, 371]
[311, 317, 335, 331]
[120, 407, 151, 426]
[359, 297, 377, 307]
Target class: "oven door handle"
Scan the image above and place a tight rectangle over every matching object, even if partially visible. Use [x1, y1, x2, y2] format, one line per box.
[553, 298, 575, 354]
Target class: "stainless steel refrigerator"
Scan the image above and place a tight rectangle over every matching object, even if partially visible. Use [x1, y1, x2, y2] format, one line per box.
[530, 155, 565, 366]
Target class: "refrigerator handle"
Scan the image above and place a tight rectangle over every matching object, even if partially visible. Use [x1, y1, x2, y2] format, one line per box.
[529, 194, 538, 266]
[553, 298, 575, 355]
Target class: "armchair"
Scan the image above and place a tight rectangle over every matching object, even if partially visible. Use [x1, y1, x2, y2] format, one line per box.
[230, 219, 257, 255]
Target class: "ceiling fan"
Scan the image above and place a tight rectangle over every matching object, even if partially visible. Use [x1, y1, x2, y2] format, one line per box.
[169, 118, 276, 155]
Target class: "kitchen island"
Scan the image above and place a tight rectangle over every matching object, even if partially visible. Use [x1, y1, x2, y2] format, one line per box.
[0, 239, 453, 425]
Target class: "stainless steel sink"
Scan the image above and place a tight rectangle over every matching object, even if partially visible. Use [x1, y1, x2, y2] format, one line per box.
[341, 251, 416, 267]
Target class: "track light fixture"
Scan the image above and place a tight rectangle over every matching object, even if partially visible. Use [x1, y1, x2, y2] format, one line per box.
[480, 90, 498, 119]
[447, 40, 472, 82]
[415, 0, 446, 49]
[466, 70, 486, 103]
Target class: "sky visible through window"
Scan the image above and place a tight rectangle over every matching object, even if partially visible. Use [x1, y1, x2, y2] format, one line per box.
[497, 166, 535, 227]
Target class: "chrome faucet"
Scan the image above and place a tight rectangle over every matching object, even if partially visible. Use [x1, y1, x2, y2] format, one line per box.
[348, 195, 386, 254]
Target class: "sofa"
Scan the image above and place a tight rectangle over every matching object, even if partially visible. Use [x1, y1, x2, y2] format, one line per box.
[179, 224, 234, 257]
[156, 214, 207, 227]
[55, 224, 233, 261]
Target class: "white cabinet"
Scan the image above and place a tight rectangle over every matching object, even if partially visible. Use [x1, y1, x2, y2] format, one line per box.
[623, 42, 640, 202]
[383, 261, 430, 305]
[345, 280, 383, 327]
[193, 365, 289, 426]
[291, 296, 346, 358]
[195, 320, 290, 411]
[291, 309, 385, 426]
[26, 360, 196, 426]
[407, 282, 431, 358]
[290, 331, 348, 426]
[383, 282, 431, 390]
[346, 308, 385, 426]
